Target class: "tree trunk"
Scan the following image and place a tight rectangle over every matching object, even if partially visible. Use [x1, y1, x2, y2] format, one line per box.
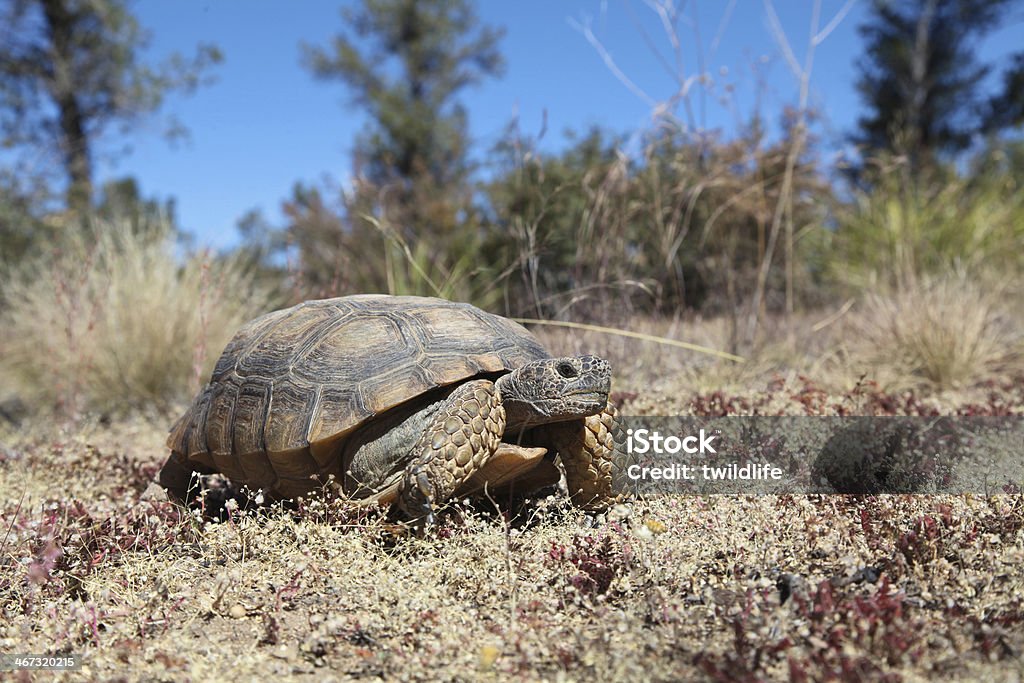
[40, 0, 93, 214]
[906, 0, 938, 171]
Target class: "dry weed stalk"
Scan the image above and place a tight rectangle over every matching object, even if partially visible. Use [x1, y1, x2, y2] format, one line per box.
[746, 0, 854, 344]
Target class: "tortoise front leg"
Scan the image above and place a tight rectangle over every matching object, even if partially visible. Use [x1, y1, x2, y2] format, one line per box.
[540, 403, 624, 510]
[397, 379, 505, 523]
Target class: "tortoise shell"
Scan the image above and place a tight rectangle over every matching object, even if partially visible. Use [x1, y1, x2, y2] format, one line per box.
[166, 295, 549, 496]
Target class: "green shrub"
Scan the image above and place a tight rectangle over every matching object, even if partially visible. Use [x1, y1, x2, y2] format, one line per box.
[482, 122, 832, 318]
[0, 220, 274, 416]
[831, 155, 1024, 289]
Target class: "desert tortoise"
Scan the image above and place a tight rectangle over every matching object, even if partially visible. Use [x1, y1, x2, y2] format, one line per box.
[160, 295, 622, 521]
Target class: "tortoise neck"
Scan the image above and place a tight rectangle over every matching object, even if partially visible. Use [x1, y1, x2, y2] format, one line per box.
[495, 371, 534, 429]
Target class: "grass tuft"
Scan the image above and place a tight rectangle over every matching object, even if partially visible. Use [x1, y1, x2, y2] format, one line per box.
[0, 220, 274, 416]
[846, 274, 1020, 389]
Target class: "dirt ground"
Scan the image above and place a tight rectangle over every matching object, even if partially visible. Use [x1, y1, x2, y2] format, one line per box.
[1, 375, 1022, 682]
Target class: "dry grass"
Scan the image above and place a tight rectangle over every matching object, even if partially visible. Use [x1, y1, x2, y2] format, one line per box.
[528, 314, 740, 395]
[1, 374, 1022, 681]
[839, 275, 1022, 391]
[554, 276, 1022, 399]
[0, 221, 275, 416]
[528, 306, 875, 400]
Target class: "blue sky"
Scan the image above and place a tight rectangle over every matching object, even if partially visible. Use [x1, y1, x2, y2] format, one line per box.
[98, 1, 1024, 250]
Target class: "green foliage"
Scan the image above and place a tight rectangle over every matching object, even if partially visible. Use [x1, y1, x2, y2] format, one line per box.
[94, 177, 177, 237]
[281, 183, 348, 296]
[482, 126, 628, 315]
[0, 219, 273, 416]
[372, 216, 499, 306]
[852, 0, 1016, 169]
[283, 183, 499, 307]
[233, 207, 292, 297]
[985, 51, 1024, 132]
[290, 0, 504, 303]
[832, 145, 1024, 290]
[0, 0, 221, 213]
[0, 173, 186, 290]
[0, 169, 57, 274]
[303, 0, 503, 194]
[483, 117, 832, 319]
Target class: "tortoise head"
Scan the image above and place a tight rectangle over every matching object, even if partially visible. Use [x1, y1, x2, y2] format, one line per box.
[495, 355, 611, 428]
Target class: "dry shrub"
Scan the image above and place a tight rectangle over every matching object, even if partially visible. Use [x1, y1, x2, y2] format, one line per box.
[0, 220, 274, 415]
[846, 274, 1020, 389]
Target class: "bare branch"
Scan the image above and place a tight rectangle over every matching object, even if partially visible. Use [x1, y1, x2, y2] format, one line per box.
[624, 0, 681, 85]
[643, 0, 682, 54]
[709, 0, 737, 57]
[762, 0, 802, 78]
[814, 0, 858, 46]
[691, 0, 707, 128]
[745, 0, 822, 343]
[569, 16, 659, 108]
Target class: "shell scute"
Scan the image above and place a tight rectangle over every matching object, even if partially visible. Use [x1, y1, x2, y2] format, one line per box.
[231, 381, 270, 456]
[263, 381, 316, 454]
[204, 381, 239, 457]
[236, 304, 341, 380]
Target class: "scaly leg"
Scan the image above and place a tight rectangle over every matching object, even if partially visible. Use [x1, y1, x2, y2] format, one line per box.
[539, 402, 624, 510]
[398, 380, 506, 522]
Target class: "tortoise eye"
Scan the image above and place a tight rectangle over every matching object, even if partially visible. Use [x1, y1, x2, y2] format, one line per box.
[556, 361, 578, 378]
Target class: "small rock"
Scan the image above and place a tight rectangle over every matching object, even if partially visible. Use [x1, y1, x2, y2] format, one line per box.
[139, 481, 170, 503]
[229, 604, 247, 619]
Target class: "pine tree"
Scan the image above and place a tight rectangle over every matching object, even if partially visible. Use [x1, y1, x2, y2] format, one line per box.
[0, 0, 221, 215]
[985, 52, 1024, 132]
[852, 0, 1014, 170]
[292, 0, 504, 298]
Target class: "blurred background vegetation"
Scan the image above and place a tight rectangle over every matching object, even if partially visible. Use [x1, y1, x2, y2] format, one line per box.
[1, 0, 1022, 416]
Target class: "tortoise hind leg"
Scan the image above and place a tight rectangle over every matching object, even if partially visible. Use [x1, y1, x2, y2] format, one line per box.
[538, 402, 624, 510]
[156, 450, 215, 503]
[398, 379, 506, 523]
